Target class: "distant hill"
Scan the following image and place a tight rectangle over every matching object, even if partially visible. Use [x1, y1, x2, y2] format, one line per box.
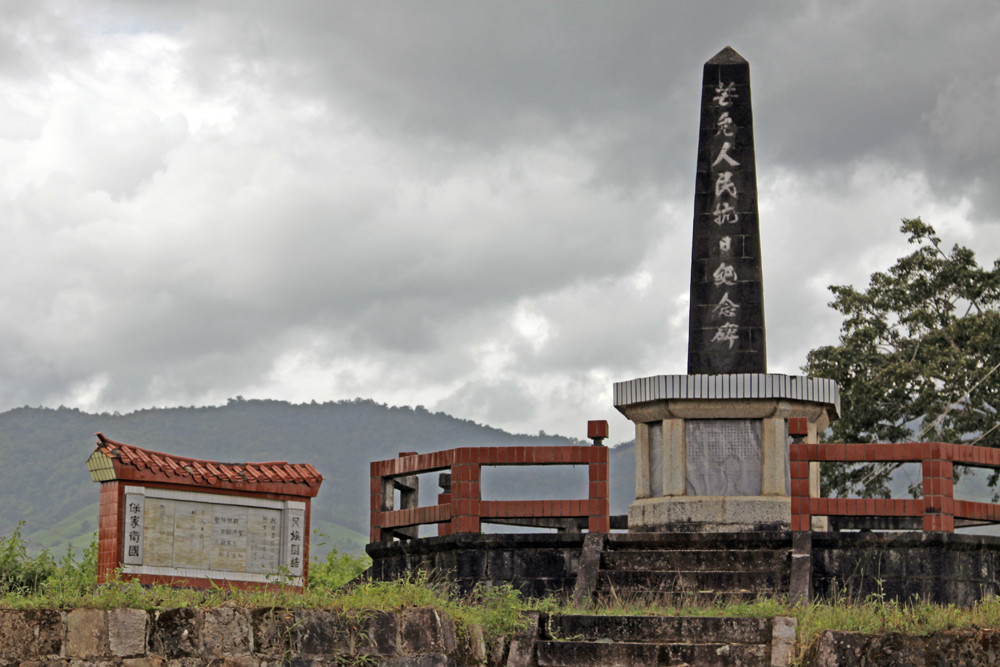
[0, 399, 636, 557]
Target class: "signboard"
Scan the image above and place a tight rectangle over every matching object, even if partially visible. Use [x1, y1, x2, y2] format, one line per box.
[122, 486, 306, 585]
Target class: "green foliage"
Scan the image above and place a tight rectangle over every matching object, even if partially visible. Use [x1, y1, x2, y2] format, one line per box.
[803, 218, 1000, 496]
[0, 523, 56, 595]
[458, 583, 534, 637]
[308, 544, 371, 590]
[41, 536, 98, 602]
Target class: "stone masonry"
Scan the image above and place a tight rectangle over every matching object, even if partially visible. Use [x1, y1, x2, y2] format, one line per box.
[0, 606, 484, 667]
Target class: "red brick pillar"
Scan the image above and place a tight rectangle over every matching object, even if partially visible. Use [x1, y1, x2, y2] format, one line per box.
[790, 443, 810, 532]
[97, 481, 124, 584]
[369, 463, 384, 543]
[450, 451, 481, 534]
[922, 444, 954, 532]
[587, 446, 610, 533]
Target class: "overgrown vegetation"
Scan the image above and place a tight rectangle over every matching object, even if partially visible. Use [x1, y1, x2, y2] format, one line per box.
[6, 526, 1000, 659]
[0, 527, 529, 640]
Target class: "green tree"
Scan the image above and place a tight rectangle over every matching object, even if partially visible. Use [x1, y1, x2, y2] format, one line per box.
[803, 218, 1000, 497]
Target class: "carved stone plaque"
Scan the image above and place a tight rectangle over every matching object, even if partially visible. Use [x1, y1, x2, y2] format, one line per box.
[685, 419, 762, 496]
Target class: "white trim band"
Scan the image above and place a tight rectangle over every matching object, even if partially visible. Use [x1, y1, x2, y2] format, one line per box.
[613, 373, 840, 417]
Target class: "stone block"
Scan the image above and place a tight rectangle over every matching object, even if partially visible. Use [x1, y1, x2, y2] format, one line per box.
[513, 550, 566, 580]
[925, 629, 1000, 667]
[627, 495, 790, 532]
[486, 550, 516, 580]
[862, 632, 925, 667]
[490, 636, 509, 667]
[401, 608, 455, 655]
[292, 609, 352, 656]
[149, 608, 200, 658]
[122, 658, 165, 667]
[66, 608, 109, 659]
[535, 640, 658, 667]
[202, 606, 251, 658]
[662, 641, 768, 666]
[504, 612, 539, 667]
[108, 608, 148, 657]
[434, 550, 459, 578]
[770, 616, 797, 667]
[359, 610, 399, 657]
[456, 623, 487, 666]
[801, 630, 865, 667]
[455, 550, 486, 579]
[0, 610, 63, 661]
[250, 608, 295, 658]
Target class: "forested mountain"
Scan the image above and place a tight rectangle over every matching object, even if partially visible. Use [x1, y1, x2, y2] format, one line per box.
[0, 399, 636, 556]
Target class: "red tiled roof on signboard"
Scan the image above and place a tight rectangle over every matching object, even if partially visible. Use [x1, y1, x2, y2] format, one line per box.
[87, 433, 323, 497]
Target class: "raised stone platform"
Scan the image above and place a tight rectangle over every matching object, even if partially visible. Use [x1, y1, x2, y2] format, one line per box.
[367, 531, 1000, 608]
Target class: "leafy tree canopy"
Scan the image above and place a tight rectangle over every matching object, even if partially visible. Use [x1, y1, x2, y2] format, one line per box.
[803, 218, 1000, 496]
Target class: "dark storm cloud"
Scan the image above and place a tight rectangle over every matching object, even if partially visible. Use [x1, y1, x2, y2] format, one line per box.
[1, 1, 999, 437]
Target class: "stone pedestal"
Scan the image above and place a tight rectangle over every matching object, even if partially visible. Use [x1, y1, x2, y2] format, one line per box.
[614, 373, 838, 532]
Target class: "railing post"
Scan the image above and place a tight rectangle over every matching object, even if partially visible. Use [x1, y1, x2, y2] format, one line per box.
[588, 445, 610, 533]
[922, 443, 955, 532]
[790, 443, 810, 532]
[450, 449, 481, 534]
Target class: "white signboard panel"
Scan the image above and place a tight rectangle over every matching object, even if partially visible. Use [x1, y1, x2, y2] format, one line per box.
[122, 487, 305, 584]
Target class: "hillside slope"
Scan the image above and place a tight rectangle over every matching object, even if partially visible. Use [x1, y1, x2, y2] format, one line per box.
[0, 399, 636, 555]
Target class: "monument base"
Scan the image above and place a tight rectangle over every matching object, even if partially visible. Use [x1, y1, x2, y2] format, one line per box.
[627, 496, 790, 533]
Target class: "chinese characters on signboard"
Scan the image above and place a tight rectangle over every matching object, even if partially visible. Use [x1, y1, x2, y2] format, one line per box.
[122, 488, 306, 582]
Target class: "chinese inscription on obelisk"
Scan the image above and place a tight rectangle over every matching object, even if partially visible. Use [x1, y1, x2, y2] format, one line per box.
[687, 46, 766, 374]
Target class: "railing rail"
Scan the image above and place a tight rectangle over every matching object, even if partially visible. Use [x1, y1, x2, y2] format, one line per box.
[791, 441, 1000, 533]
[370, 443, 610, 543]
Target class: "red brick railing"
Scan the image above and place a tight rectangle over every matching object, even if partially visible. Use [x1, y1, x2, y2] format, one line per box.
[791, 441, 1000, 533]
[370, 443, 610, 543]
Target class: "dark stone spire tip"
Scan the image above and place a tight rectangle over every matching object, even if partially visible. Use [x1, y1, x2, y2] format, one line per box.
[707, 46, 747, 65]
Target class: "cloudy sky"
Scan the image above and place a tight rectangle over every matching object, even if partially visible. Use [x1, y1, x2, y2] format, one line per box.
[2, 1, 999, 443]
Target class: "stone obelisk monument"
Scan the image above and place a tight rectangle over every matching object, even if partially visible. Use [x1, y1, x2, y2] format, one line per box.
[688, 46, 765, 376]
[613, 47, 840, 533]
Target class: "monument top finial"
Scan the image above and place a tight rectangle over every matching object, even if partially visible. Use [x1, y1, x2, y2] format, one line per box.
[707, 46, 747, 65]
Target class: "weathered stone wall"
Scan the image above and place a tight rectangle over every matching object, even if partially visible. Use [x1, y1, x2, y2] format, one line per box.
[367, 533, 585, 598]
[811, 532, 1000, 606]
[0, 606, 489, 666]
[802, 628, 1000, 666]
[369, 531, 1000, 607]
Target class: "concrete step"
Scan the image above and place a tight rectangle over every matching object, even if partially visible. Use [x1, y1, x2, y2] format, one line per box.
[594, 589, 766, 606]
[603, 548, 788, 572]
[535, 640, 768, 667]
[535, 640, 657, 667]
[599, 568, 786, 594]
[544, 614, 771, 644]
